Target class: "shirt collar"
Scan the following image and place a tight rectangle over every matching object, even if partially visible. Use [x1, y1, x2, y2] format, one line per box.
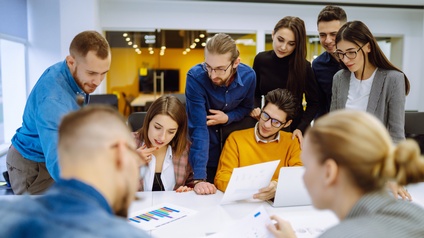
[254, 122, 280, 143]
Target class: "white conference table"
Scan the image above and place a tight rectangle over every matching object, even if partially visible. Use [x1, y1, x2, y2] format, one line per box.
[129, 183, 424, 238]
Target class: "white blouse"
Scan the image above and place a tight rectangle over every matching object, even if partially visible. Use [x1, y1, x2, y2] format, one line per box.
[143, 145, 176, 191]
[346, 68, 377, 111]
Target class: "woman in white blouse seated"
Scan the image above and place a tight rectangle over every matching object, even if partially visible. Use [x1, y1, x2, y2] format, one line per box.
[133, 95, 196, 192]
[269, 109, 424, 238]
[330, 20, 410, 144]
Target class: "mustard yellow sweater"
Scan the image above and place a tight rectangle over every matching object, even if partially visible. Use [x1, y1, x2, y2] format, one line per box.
[214, 128, 302, 192]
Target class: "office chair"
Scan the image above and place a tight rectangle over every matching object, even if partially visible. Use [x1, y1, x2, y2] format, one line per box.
[404, 111, 424, 154]
[122, 92, 135, 116]
[220, 116, 257, 149]
[128, 111, 148, 132]
[89, 94, 119, 109]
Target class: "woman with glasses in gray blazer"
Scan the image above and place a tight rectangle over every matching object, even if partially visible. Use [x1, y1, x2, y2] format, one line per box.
[330, 20, 410, 144]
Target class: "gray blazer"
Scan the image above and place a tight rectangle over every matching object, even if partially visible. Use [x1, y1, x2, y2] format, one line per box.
[330, 68, 406, 143]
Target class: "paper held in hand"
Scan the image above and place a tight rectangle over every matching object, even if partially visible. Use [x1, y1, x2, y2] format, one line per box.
[220, 160, 280, 204]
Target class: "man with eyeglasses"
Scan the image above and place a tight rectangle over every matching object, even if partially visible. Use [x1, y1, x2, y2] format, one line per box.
[0, 105, 149, 237]
[185, 33, 256, 194]
[214, 89, 302, 200]
[312, 5, 347, 118]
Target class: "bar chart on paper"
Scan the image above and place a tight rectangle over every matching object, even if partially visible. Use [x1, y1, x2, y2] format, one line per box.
[128, 203, 197, 230]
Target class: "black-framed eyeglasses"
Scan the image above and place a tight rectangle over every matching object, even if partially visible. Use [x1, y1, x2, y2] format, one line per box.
[202, 62, 233, 76]
[334, 44, 365, 60]
[110, 142, 147, 178]
[260, 111, 286, 128]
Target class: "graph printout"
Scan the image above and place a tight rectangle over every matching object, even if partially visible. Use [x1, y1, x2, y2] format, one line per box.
[128, 203, 197, 230]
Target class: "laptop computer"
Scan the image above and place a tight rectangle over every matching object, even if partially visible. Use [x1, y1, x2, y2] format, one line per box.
[268, 166, 312, 207]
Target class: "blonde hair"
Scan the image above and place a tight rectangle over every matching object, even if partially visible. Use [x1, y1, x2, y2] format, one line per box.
[205, 33, 239, 62]
[307, 109, 424, 192]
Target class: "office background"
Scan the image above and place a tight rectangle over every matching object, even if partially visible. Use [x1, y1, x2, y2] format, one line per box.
[0, 0, 424, 149]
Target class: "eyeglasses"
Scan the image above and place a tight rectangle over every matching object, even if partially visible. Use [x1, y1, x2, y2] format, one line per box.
[334, 44, 365, 60]
[260, 111, 286, 128]
[202, 62, 233, 76]
[110, 142, 147, 178]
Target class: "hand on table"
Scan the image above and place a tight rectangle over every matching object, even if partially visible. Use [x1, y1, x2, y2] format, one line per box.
[175, 186, 193, 193]
[267, 215, 297, 238]
[387, 180, 412, 201]
[253, 181, 277, 201]
[206, 109, 228, 126]
[193, 181, 217, 195]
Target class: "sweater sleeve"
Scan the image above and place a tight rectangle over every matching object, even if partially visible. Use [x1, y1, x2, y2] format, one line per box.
[214, 133, 240, 192]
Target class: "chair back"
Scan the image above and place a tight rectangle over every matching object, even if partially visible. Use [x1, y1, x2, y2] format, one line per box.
[89, 94, 118, 109]
[128, 111, 148, 132]
[405, 111, 424, 154]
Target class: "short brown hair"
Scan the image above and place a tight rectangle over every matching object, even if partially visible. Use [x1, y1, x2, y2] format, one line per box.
[69, 31, 110, 59]
[264, 88, 298, 121]
[205, 33, 239, 62]
[317, 5, 347, 25]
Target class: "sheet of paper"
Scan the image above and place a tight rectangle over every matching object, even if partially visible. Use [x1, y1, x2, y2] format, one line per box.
[128, 203, 197, 231]
[221, 160, 280, 204]
[208, 205, 274, 238]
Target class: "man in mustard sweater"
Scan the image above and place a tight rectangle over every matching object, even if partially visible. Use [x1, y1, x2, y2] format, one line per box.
[215, 88, 302, 200]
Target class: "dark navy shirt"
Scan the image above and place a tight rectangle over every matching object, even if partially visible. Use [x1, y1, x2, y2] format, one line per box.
[185, 63, 256, 179]
[312, 51, 342, 118]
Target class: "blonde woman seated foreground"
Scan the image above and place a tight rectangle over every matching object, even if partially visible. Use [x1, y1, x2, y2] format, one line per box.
[269, 110, 424, 238]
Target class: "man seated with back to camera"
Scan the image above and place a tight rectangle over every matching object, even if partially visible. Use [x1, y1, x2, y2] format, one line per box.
[215, 88, 303, 200]
[0, 105, 149, 237]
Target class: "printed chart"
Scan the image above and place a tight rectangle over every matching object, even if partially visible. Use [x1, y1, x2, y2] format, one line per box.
[128, 203, 197, 231]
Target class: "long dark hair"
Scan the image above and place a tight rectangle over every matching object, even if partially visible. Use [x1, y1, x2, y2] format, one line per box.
[336, 20, 410, 95]
[273, 16, 307, 98]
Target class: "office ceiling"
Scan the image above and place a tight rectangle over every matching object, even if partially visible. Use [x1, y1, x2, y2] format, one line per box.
[105, 0, 424, 50]
[102, 0, 424, 8]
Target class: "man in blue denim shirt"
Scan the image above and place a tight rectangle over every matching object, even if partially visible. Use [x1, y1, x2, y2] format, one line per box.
[0, 105, 149, 237]
[185, 33, 256, 194]
[6, 31, 111, 194]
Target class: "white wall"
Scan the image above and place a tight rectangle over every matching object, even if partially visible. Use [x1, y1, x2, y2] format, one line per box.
[27, 0, 106, 94]
[99, 0, 424, 111]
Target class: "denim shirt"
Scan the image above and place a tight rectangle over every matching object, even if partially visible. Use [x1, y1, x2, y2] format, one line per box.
[185, 63, 256, 179]
[0, 179, 149, 238]
[11, 60, 87, 180]
[312, 51, 342, 118]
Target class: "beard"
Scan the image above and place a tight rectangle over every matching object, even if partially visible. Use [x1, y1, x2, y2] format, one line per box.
[257, 125, 279, 141]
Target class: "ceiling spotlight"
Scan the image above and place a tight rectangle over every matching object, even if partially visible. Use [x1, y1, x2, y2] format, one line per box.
[201, 42, 206, 47]
[161, 46, 166, 50]
[133, 44, 138, 48]
[149, 50, 154, 54]
[186, 48, 190, 52]
[194, 38, 200, 43]
[148, 47, 153, 51]
[199, 33, 205, 38]
[123, 33, 128, 37]
[126, 37, 130, 41]
[182, 51, 187, 55]
[128, 41, 133, 45]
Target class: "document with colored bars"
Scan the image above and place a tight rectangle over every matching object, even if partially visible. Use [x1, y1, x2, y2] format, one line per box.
[128, 203, 198, 230]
